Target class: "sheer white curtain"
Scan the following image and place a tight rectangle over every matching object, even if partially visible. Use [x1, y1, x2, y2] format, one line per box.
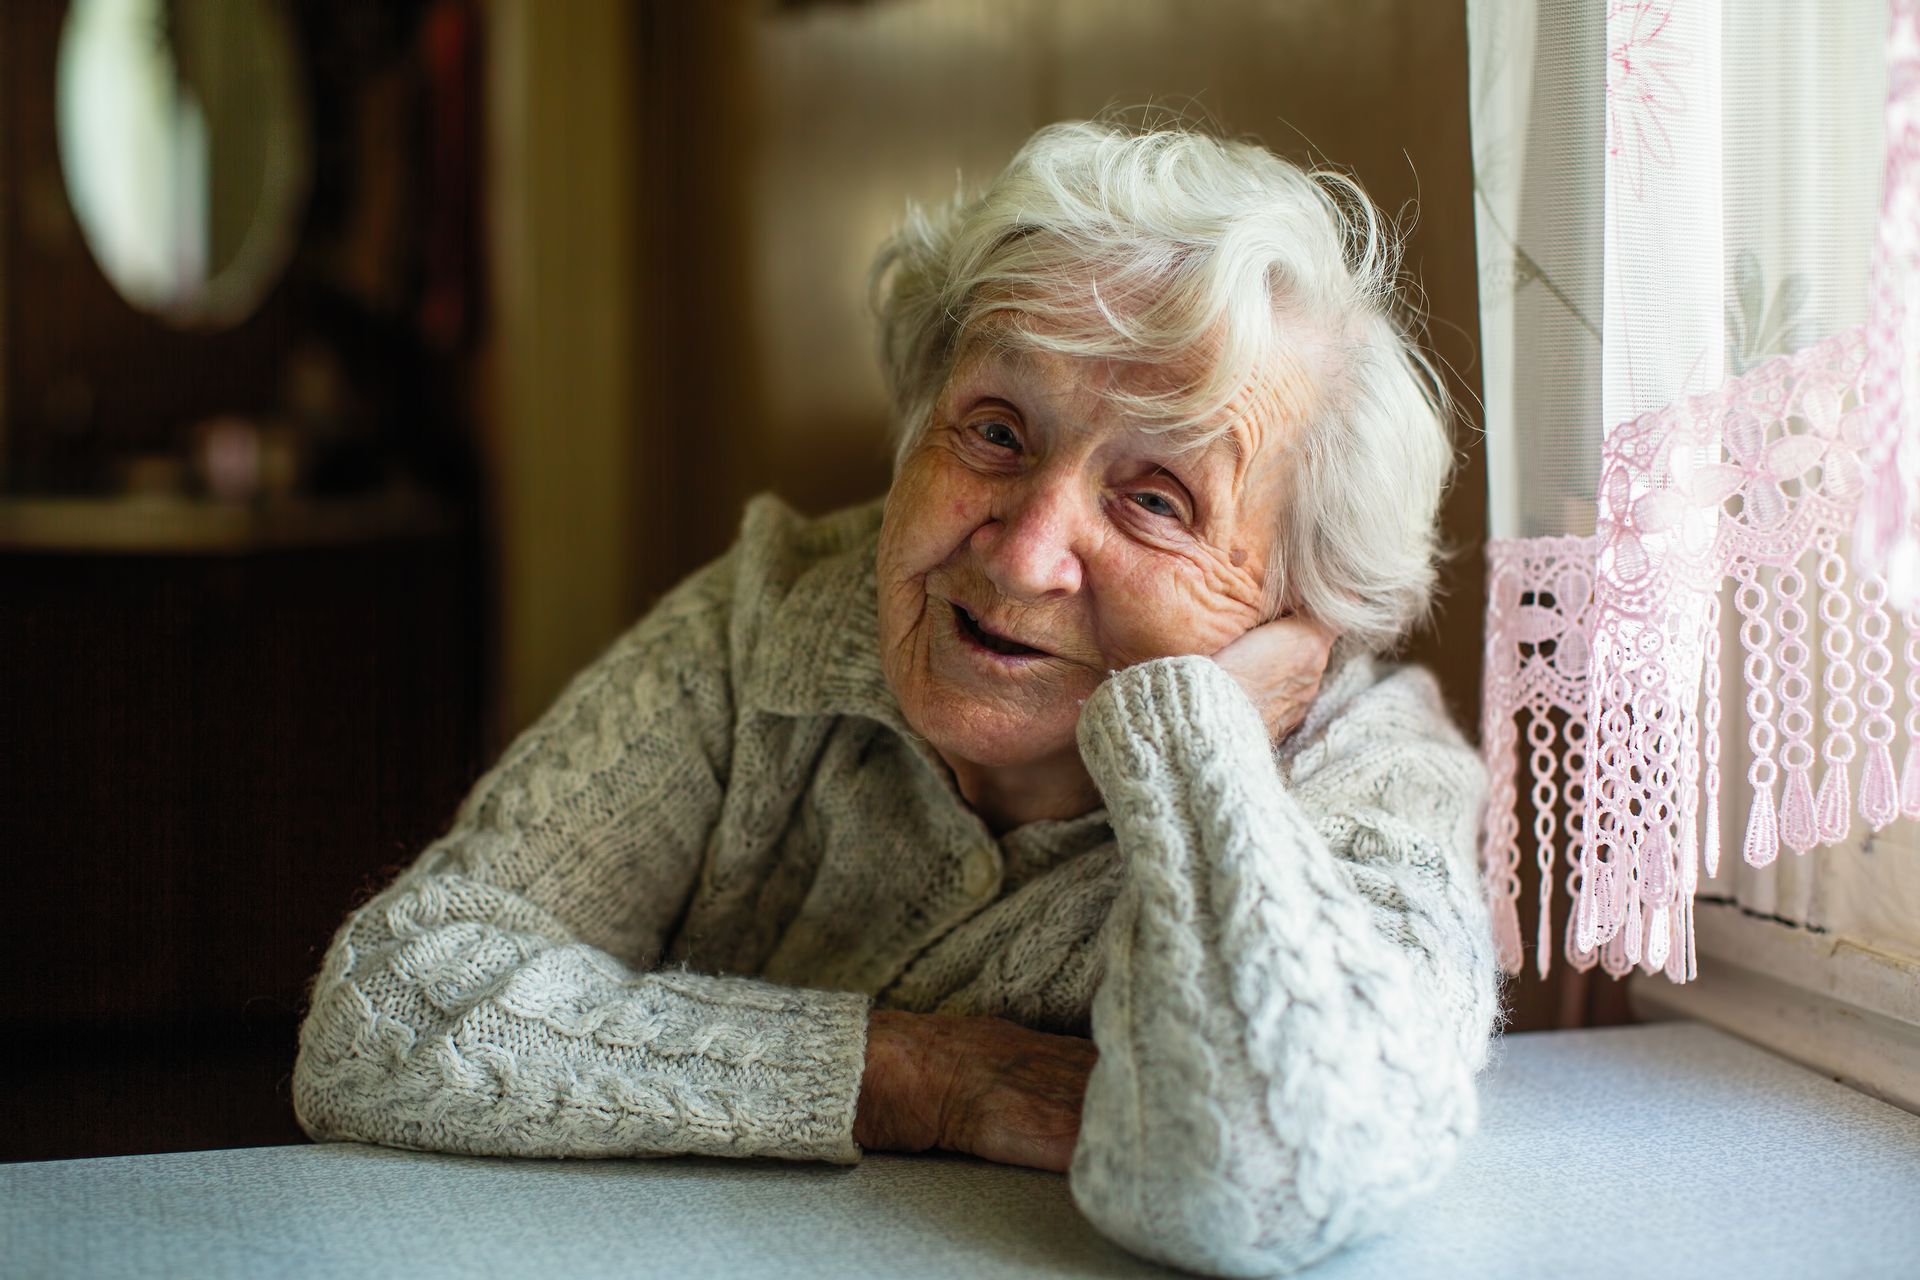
[1469, 0, 1918, 981]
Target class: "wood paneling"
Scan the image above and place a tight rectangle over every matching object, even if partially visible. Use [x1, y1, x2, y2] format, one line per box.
[621, 0, 1598, 1030]
[725, 0, 1483, 718]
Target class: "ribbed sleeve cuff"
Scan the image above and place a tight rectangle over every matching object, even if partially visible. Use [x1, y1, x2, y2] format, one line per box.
[759, 985, 874, 1164]
[618, 978, 875, 1165]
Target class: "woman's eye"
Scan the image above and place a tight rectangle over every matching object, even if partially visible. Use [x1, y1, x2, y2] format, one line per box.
[1130, 491, 1180, 519]
[974, 420, 1020, 451]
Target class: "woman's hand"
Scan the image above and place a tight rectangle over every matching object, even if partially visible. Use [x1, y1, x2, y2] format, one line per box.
[1212, 615, 1337, 742]
[853, 1008, 1097, 1172]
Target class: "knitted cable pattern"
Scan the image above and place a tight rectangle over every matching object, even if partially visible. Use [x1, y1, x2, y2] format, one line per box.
[292, 494, 1500, 1276]
[1070, 656, 1502, 1277]
[294, 524, 875, 1164]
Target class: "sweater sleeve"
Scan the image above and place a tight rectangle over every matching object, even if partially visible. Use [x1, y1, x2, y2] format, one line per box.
[291, 548, 873, 1164]
[1067, 655, 1503, 1277]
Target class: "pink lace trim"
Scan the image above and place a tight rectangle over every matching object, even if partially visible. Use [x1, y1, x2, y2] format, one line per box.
[1481, 2, 1920, 982]
[1480, 536, 1601, 979]
[1856, 0, 1920, 584]
[1480, 327, 1920, 980]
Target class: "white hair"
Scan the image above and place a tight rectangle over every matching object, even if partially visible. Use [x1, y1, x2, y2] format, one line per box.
[868, 118, 1456, 652]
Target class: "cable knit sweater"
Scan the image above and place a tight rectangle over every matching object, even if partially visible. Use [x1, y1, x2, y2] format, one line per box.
[293, 493, 1504, 1278]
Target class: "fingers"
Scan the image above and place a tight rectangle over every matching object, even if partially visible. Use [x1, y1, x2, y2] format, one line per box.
[945, 1072, 1088, 1173]
[986, 1107, 1083, 1173]
[906, 1014, 1095, 1172]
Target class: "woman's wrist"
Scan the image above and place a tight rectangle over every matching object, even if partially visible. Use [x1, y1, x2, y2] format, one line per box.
[852, 1008, 941, 1152]
[851, 1008, 1094, 1172]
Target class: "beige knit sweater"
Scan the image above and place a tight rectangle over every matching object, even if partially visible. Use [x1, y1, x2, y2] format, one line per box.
[293, 494, 1504, 1278]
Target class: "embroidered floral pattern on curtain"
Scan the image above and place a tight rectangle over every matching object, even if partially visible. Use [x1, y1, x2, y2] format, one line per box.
[1470, 0, 1919, 981]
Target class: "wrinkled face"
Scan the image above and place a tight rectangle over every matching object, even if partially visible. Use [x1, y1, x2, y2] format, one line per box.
[875, 340, 1302, 771]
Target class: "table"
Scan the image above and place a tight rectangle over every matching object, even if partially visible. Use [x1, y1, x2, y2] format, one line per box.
[5, 1023, 1918, 1278]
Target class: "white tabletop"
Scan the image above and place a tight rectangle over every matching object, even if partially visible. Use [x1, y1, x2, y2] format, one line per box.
[4, 1022, 1918, 1279]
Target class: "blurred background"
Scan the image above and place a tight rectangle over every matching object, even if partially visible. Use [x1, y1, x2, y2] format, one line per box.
[0, 0, 1621, 1164]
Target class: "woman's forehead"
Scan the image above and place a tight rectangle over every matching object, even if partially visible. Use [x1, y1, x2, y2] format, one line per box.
[946, 340, 1311, 468]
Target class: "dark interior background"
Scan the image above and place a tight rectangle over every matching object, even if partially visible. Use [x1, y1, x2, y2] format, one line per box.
[0, 0, 1628, 1165]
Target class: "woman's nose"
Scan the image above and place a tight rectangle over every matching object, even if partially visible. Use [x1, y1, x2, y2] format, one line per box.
[971, 477, 1086, 601]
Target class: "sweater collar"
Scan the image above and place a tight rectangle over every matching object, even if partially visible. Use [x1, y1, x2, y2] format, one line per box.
[749, 521, 910, 731]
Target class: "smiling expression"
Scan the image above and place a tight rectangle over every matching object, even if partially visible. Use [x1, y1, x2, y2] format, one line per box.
[875, 339, 1303, 774]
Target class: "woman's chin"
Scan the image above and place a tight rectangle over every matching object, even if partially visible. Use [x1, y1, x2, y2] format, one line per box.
[879, 600, 1090, 771]
[912, 697, 1079, 771]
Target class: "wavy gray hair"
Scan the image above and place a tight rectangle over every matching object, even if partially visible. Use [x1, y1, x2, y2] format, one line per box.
[868, 118, 1455, 653]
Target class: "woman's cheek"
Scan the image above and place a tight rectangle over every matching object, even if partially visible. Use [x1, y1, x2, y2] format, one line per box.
[1088, 578, 1176, 667]
[1096, 553, 1260, 663]
[892, 446, 994, 561]
[878, 467, 950, 632]
[930, 447, 998, 515]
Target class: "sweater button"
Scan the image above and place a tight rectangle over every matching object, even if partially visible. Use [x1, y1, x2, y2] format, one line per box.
[962, 846, 1001, 899]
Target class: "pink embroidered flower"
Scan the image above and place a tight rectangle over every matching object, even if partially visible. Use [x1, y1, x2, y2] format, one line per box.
[1607, 1, 1686, 200]
[1669, 393, 1837, 530]
[1704, 412, 1787, 527]
[1547, 567, 1594, 679]
[1598, 460, 1679, 588]
[1494, 563, 1594, 683]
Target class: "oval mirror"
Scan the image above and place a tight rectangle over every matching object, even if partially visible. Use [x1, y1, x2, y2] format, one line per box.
[55, 0, 312, 330]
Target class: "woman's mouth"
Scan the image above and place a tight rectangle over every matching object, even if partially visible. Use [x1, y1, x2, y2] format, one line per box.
[951, 600, 1045, 658]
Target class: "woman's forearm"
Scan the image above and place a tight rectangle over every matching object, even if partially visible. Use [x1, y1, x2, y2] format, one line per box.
[294, 858, 875, 1163]
[1068, 655, 1500, 1278]
[294, 541, 876, 1165]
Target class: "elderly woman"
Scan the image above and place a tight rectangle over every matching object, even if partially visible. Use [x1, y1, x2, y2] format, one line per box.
[293, 119, 1501, 1277]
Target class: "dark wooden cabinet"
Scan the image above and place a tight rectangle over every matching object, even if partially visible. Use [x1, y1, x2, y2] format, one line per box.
[0, 507, 486, 1160]
[0, 0, 492, 1162]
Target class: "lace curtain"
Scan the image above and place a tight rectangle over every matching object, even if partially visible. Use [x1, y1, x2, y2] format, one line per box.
[1469, 0, 1919, 981]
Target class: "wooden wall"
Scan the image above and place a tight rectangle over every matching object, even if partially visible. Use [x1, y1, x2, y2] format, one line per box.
[493, 0, 1620, 1029]
[632, 1, 1490, 748]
